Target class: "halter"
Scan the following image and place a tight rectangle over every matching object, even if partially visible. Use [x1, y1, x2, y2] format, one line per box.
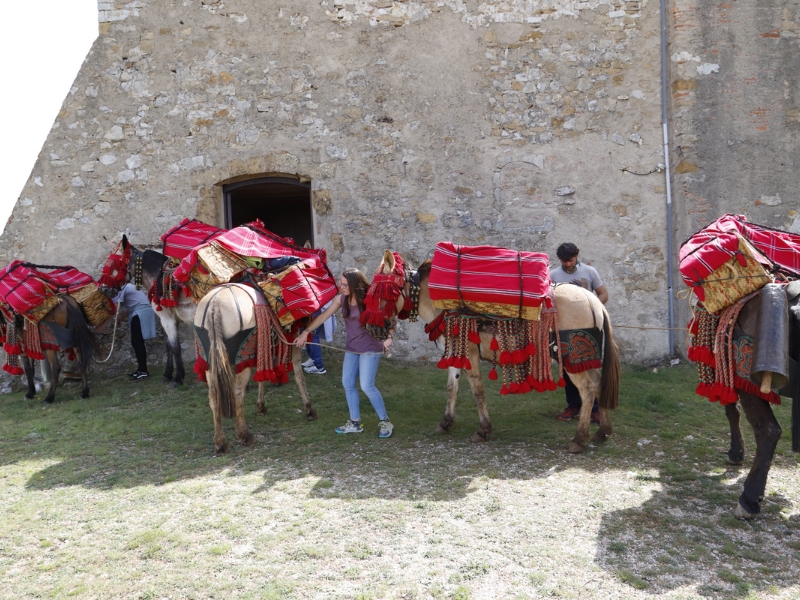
[403, 268, 420, 323]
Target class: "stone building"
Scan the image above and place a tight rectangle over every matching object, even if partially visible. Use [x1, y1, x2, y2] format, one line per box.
[1, 0, 798, 363]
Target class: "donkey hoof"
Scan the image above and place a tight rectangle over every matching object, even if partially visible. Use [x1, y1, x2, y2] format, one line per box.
[80, 391, 90, 399]
[470, 431, 488, 443]
[242, 433, 255, 446]
[306, 410, 318, 421]
[726, 453, 744, 466]
[568, 442, 584, 454]
[169, 381, 180, 390]
[734, 501, 757, 520]
[435, 425, 450, 435]
[214, 443, 228, 456]
[256, 403, 266, 415]
[25, 393, 35, 400]
[592, 430, 608, 443]
[43, 397, 55, 405]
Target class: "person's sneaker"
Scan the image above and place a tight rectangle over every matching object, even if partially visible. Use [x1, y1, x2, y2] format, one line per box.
[303, 365, 327, 374]
[378, 419, 393, 439]
[132, 371, 149, 380]
[334, 420, 363, 434]
[301, 358, 315, 368]
[557, 406, 580, 421]
[591, 410, 600, 425]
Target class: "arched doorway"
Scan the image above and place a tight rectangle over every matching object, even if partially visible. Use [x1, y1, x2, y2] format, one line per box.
[223, 177, 313, 246]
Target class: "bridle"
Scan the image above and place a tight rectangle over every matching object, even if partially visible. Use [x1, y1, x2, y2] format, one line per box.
[402, 268, 420, 323]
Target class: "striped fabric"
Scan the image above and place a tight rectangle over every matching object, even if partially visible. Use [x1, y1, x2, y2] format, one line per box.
[679, 214, 800, 288]
[428, 242, 552, 312]
[174, 220, 328, 284]
[161, 218, 224, 260]
[276, 258, 339, 322]
[0, 261, 95, 319]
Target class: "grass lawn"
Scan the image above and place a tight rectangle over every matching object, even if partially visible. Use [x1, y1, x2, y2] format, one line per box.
[1, 356, 799, 599]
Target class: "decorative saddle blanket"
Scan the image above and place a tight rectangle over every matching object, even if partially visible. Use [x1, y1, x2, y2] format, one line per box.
[173, 220, 338, 324]
[428, 242, 551, 321]
[161, 218, 224, 261]
[679, 214, 800, 313]
[559, 327, 603, 374]
[0, 261, 114, 326]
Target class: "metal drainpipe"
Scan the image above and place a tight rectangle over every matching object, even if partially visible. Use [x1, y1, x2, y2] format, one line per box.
[660, 0, 676, 357]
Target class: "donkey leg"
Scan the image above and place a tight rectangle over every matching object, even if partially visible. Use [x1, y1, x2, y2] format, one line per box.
[437, 367, 460, 433]
[734, 393, 781, 519]
[209, 391, 227, 455]
[233, 370, 254, 446]
[464, 344, 492, 443]
[569, 371, 598, 453]
[22, 355, 36, 399]
[256, 382, 266, 414]
[590, 369, 612, 442]
[172, 331, 185, 387]
[80, 368, 90, 399]
[725, 401, 745, 465]
[291, 346, 317, 420]
[160, 316, 178, 383]
[42, 350, 60, 404]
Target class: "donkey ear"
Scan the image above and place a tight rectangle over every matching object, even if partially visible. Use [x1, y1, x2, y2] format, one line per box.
[382, 249, 395, 272]
[303, 240, 312, 249]
[121, 234, 129, 249]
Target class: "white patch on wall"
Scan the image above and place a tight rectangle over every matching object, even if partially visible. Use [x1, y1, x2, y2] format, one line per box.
[697, 63, 720, 76]
[100, 154, 117, 165]
[55, 218, 76, 230]
[760, 194, 781, 206]
[791, 215, 800, 234]
[326, 145, 349, 159]
[671, 51, 701, 63]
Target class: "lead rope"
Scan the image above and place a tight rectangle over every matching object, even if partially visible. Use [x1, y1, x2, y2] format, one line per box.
[96, 307, 121, 363]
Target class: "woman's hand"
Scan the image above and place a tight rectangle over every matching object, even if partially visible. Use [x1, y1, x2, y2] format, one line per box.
[294, 330, 308, 348]
[382, 336, 393, 351]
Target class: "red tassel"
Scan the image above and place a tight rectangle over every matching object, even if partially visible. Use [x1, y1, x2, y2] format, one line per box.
[488, 368, 498, 380]
[526, 374, 536, 387]
[3, 365, 25, 376]
[437, 357, 448, 369]
[490, 337, 499, 351]
[499, 350, 511, 365]
[525, 343, 536, 356]
[447, 356, 456, 367]
[500, 384, 510, 395]
[452, 357, 463, 369]
[451, 323, 460, 337]
[557, 377, 566, 388]
[509, 381, 519, 393]
[546, 380, 557, 391]
[518, 381, 531, 394]
[693, 285, 705, 302]
[688, 319, 699, 335]
[463, 360, 472, 371]
[468, 331, 481, 344]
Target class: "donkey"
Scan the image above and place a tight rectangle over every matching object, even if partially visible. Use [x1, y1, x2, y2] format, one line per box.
[393, 256, 620, 453]
[711, 285, 800, 519]
[17, 295, 102, 404]
[193, 283, 316, 454]
[102, 235, 193, 387]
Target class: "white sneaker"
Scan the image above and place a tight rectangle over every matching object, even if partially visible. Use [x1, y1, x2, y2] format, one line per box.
[378, 419, 393, 439]
[301, 358, 315, 368]
[304, 365, 327, 374]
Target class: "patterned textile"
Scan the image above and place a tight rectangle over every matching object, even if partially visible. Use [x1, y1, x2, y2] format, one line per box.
[361, 251, 406, 338]
[161, 218, 224, 260]
[0, 262, 96, 323]
[436, 310, 564, 395]
[680, 214, 800, 296]
[174, 219, 328, 284]
[688, 294, 781, 405]
[428, 242, 551, 321]
[559, 328, 603, 374]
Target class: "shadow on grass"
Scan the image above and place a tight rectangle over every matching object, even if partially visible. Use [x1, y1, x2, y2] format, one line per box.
[596, 466, 800, 597]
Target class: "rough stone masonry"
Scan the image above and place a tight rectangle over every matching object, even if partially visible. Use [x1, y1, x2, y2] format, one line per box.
[2, 0, 713, 363]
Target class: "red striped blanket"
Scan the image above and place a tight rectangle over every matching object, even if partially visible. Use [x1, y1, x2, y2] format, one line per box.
[0, 261, 95, 321]
[428, 242, 551, 315]
[161, 218, 224, 260]
[680, 214, 800, 289]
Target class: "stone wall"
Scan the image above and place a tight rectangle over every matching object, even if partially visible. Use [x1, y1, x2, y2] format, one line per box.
[669, 0, 800, 328]
[1, 0, 671, 362]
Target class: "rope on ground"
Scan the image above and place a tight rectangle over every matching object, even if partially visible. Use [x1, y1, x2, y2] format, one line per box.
[96, 309, 121, 363]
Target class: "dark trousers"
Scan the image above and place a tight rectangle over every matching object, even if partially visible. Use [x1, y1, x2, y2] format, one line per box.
[563, 371, 598, 411]
[131, 315, 148, 373]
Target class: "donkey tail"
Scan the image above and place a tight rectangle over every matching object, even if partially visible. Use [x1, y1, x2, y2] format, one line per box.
[207, 299, 236, 419]
[65, 298, 101, 373]
[598, 304, 620, 410]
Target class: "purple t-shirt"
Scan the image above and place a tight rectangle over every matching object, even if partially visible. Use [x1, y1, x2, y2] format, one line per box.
[341, 295, 383, 353]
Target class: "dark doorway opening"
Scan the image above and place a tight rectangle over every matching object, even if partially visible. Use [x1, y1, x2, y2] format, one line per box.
[224, 177, 313, 246]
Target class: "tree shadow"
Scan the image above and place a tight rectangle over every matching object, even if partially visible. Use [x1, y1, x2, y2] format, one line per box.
[595, 464, 800, 597]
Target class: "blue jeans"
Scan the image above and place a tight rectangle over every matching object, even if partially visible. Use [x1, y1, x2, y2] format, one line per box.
[342, 351, 388, 421]
[306, 326, 324, 369]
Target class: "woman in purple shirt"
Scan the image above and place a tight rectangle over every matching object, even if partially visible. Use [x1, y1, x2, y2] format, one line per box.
[295, 268, 394, 438]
